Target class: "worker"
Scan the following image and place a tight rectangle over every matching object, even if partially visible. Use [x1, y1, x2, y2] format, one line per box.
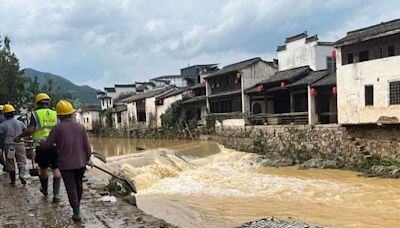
[0, 105, 5, 169]
[15, 93, 61, 202]
[40, 100, 92, 222]
[0, 104, 27, 185]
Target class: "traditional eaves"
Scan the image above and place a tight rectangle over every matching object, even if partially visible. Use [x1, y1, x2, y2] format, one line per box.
[114, 84, 136, 88]
[257, 66, 310, 85]
[334, 18, 400, 47]
[119, 87, 172, 103]
[104, 87, 116, 92]
[204, 57, 263, 78]
[182, 95, 206, 104]
[156, 88, 187, 101]
[311, 72, 337, 87]
[288, 70, 330, 88]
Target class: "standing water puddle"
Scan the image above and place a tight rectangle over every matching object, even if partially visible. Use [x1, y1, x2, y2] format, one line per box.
[90, 138, 400, 227]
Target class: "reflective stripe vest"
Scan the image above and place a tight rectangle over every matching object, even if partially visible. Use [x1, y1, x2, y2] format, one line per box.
[32, 109, 58, 146]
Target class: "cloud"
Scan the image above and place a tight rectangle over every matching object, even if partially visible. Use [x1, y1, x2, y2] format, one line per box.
[0, 0, 398, 89]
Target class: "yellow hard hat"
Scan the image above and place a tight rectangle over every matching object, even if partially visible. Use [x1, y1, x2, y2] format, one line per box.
[35, 93, 51, 104]
[56, 100, 75, 115]
[0, 105, 3, 111]
[3, 104, 16, 113]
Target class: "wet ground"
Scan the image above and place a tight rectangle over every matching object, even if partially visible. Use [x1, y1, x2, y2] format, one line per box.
[0, 168, 173, 228]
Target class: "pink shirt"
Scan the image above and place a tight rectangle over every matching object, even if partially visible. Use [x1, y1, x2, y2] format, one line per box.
[41, 119, 91, 170]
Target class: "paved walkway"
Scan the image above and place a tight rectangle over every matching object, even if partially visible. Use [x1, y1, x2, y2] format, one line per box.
[0, 167, 173, 228]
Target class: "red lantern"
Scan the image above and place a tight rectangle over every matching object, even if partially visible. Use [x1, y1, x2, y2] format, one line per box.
[280, 82, 286, 89]
[310, 88, 317, 96]
[236, 71, 241, 79]
[257, 85, 264, 93]
[332, 86, 337, 95]
[331, 50, 336, 58]
[200, 79, 206, 86]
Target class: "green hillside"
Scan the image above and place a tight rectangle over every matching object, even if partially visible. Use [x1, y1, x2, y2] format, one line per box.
[21, 68, 98, 105]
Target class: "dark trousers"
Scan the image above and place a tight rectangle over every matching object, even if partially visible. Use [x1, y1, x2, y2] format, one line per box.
[60, 167, 86, 209]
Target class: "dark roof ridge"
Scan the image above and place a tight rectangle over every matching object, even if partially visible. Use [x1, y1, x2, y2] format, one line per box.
[278, 65, 310, 73]
[285, 31, 308, 43]
[115, 84, 136, 87]
[221, 57, 261, 69]
[347, 18, 400, 35]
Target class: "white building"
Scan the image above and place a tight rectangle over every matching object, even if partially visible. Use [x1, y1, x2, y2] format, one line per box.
[155, 89, 186, 127]
[277, 32, 334, 71]
[335, 19, 400, 124]
[75, 106, 101, 130]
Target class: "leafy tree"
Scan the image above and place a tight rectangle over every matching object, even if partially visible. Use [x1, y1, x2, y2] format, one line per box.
[0, 35, 24, 107]
[160, 100, 185, 129]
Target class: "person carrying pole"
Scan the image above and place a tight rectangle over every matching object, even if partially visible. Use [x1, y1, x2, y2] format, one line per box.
[15, 93, 61, 202]
[40, 100, 92, 222]
[0, 104, 27, 185]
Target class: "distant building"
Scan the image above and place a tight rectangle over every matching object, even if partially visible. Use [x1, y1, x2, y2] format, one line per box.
[182, 84, 207, 126]
[246, 32, 336, 125]
[180, 64, 219, 86]
[155, 88, 187, 127]
[75, 106, 101, 130]
[204, 57, 277, 126]
[335, 19, 400, 124]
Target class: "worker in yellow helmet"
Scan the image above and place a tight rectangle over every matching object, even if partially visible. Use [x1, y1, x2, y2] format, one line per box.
[40, 100, 92, 222]
[15, 93, 62, 203]
[0, 104, 5, 170]
[0, 104, 27, 185]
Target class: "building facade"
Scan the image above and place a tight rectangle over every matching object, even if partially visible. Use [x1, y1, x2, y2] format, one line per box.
[335, 19, 400, 124]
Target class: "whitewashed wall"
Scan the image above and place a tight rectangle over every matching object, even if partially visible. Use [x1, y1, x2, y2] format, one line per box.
[336, 48, 400, 124]
[156, 93, 183, 127]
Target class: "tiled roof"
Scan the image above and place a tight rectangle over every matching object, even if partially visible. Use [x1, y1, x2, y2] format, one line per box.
[182, 95, 206, 104]
[115, 84, 136, 88]
[156, 88, 186, 100]
[204, 57, 267, 78]
[112, 105, 127, 113]
[288, 70, 330, 88]
[180, 64, 219, 70]
[285, 32, 308, 43]
[334, 18, 400, 46]
[257, 66, 310, 85]
[151, 75, 183, 80]
[208, 90, 241, 99]
[119, 87, 172, 103]
[311, 71, 336, 87]
[104, 87, 116, 92]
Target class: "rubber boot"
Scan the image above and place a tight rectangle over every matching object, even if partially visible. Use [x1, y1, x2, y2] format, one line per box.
[72, 208, 81, 222]
[9, 171, 16, 185]
[19, 167, 26, 185]
[39, 177, 48, 196]
[52, 177, 61, 203]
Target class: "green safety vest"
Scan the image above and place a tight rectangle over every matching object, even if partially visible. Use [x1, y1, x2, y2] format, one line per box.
[32, 109, 58, 146]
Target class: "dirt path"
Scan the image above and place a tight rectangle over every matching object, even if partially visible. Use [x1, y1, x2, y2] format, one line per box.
[0, 168, 174, 228]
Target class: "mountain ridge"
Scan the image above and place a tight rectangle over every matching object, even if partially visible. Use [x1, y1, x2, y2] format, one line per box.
[21, 68, 98, 105]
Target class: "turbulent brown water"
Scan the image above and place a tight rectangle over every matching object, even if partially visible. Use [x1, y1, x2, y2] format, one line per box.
[90, 138, 400, 228]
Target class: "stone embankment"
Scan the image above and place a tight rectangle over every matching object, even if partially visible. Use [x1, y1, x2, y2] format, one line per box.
[209, 124, 400, 177]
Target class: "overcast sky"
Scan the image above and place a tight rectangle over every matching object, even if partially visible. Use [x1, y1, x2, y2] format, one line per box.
[0, 0, 399, 89]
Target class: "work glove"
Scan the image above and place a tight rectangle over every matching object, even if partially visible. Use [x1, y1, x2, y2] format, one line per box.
[87, 159, 94, 168]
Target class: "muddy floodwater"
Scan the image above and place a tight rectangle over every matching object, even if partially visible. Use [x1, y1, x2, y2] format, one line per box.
[90, 138, 400, 228]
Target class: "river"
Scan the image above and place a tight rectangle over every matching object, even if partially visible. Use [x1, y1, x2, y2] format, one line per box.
[89, 138, 400, 228]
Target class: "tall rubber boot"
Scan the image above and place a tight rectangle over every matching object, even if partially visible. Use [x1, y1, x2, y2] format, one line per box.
[9, 171, 16, 185]
[53, 177, 61, 203]
[19, 167, 26, 185]
[39, 177, 48, 196]
[72, 208, 81, 222]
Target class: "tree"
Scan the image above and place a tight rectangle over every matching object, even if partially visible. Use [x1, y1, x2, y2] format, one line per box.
[0, 35, 23, 107]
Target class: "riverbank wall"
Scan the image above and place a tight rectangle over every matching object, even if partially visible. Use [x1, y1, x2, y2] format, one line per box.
[208, 124, 400, 177]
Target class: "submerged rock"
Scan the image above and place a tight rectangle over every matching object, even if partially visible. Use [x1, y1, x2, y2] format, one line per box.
[299, 158, 338, 169]
[238, 217, 323, 228]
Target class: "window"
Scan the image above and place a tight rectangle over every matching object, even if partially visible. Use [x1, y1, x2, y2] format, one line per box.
[359, 50, 369, 62]
[327, 56, 336, 71]
[388, 45, 395, 57]
[347, 53, 354, 64]
[389, 81, 400, 105]
[365, 85, 373, 106]
[380, 47, 383, 58]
